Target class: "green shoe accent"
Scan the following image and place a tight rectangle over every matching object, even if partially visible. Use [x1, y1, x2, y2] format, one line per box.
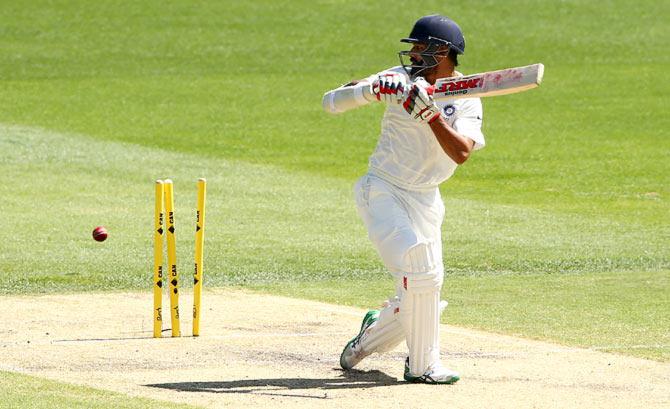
[359, 310, 380, 332]
[339, 310, 379, 370]
[403, 358, 460, 384]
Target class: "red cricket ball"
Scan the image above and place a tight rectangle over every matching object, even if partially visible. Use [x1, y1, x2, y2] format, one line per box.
[92, 226, 108, 242]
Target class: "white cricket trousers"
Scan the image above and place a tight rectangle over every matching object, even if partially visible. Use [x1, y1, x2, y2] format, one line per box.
[354, 173, 445, 278]
[353, 172, 447, 376]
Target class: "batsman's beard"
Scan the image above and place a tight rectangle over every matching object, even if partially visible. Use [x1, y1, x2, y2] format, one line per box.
[407, 58, 440, 81]
[411, 64, 437, 81]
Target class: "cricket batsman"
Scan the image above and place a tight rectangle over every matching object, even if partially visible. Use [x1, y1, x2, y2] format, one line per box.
[322, 14, 485, 384]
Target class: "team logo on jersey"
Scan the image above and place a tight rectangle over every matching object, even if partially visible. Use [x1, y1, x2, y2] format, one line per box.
[443, 105, 456, 117]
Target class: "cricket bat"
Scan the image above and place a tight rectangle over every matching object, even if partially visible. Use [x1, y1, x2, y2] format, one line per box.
[425, 63, 544, 100]
[323, 63, 544, 114]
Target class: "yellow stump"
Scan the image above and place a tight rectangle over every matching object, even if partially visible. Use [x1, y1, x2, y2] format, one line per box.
[153, 180, 165, 338]
[193, 178, 207, 336]
[164, 179, 180, 337]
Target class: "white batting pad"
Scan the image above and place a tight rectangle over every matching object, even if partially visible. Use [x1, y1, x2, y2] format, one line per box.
[398, 274, 443, 376]
[361, 295, 449, 356]
[359, 297, 404, 353]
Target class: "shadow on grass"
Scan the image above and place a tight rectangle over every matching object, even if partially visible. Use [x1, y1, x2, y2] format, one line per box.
[145, 369, 400, 399]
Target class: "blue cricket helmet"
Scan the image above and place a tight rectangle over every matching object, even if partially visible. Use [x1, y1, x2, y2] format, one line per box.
[401, 14, 465, 54]
[398, 15, 466, 78]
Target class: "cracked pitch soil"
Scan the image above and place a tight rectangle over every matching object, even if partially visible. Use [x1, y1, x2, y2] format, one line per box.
[0, 289, 668, 408]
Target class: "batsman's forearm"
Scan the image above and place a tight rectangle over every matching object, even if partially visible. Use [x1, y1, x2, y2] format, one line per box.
[429, 116, 474, 164]
[322, 81, 376, 114]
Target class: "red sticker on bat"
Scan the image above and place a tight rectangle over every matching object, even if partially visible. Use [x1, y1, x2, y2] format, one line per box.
[435, 77, 482, 94]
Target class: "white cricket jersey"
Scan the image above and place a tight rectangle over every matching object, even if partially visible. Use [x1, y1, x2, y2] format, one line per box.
[366, 66, 485, 190]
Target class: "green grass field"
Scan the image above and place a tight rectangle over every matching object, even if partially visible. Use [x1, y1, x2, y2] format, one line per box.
[0, 371, 198, 409]
[1, 0, 668, 405]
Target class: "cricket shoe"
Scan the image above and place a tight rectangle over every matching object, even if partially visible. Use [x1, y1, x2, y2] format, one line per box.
[403, 358, 460, 384]
[339, 310, 380, 370]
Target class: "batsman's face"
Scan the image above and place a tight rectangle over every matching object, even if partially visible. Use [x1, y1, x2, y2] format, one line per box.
[408, 43, 428, 61]
[405, 43, 451, 81]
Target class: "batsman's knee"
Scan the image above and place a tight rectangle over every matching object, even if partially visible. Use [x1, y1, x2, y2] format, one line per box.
[403, 241, 441, 274]
[395, 242, 444, 317]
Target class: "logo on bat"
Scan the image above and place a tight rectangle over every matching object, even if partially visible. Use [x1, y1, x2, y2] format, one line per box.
[434, 78, 482, 96]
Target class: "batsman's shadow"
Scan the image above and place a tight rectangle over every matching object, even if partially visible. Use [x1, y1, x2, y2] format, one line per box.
[146, 369, 400, 398]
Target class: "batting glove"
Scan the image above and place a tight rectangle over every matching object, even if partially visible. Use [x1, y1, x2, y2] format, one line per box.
[402, 78, 442, 124]
[371, 73, 407, 104]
